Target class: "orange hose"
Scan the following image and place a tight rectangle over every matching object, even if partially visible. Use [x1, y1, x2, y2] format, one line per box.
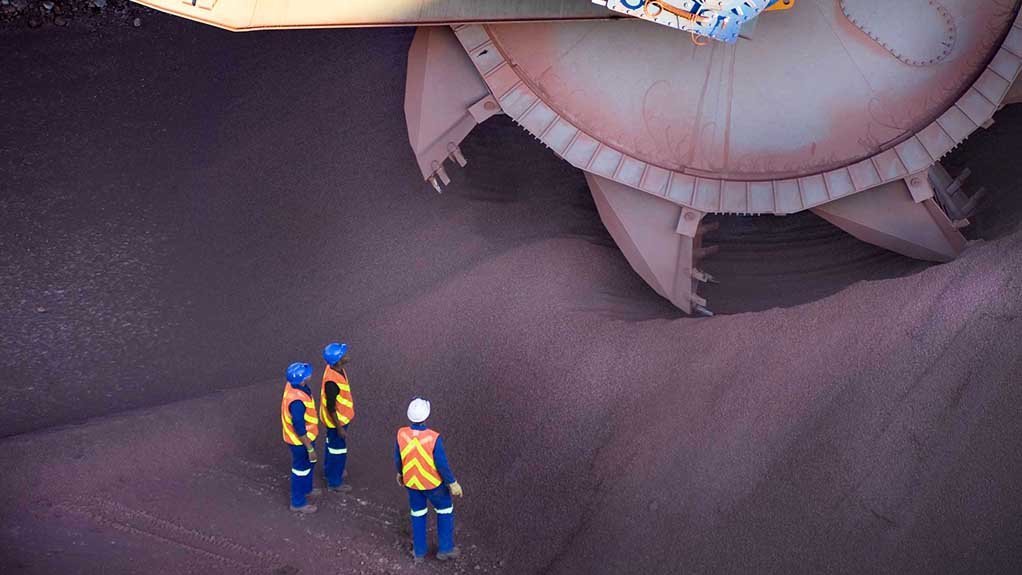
[643, 1, 713, 24]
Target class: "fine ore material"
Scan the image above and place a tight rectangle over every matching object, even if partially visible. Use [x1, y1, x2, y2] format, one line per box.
[1, 12, 1021, 575]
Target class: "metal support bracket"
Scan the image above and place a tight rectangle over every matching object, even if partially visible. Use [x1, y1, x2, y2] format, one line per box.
[906, 172, 935, 203]
[468, 95, 503, 124]
[929, 164, 985, 221]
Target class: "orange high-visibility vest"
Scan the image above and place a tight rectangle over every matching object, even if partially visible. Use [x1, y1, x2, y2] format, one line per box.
[397, 426, 443, 490]
[319, 365, 354, 428]
[281, 384, 319, 445]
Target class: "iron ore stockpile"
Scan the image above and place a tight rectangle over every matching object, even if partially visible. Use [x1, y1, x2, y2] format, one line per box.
[2, 6, 1022, 575]
[0, 0, 145, 28]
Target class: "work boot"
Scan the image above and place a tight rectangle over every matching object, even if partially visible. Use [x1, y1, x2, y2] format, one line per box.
[329, 484, 352, 493]
[289, 503, 318, 514]
[436, 547, 461, 561]
[307, 487, 323, 497]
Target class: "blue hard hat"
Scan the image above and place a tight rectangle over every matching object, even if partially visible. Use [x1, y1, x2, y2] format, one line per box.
[286, 362, 313, 386]
[323, 342, 349, 365]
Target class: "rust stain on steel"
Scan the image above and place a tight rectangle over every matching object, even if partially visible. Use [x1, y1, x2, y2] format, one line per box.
[483, 0, 1020, 181]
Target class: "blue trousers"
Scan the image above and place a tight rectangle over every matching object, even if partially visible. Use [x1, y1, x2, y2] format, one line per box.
[289, 442, 316, 508]
[324, 426, 349, 488]
[407, 485, 455, 557]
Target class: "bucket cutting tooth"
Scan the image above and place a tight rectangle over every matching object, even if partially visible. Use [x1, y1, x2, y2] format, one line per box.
[586, 174, 718, 315]
[693, 304, 715, 317]
[692, 268, 717, 284]
[405, 26, 496, 192]
[448, 144, 468, 167]
[428, 176, 443, 194]
[432, 163, 452, 186]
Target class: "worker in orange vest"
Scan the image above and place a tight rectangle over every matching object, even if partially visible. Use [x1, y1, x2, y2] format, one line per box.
[281, 362, 320, 513]
[395, 398, 464, 562]
[320, 342, 354, 492]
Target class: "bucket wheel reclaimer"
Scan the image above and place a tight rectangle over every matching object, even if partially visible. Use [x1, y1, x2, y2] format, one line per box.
[403, 2, 1022, 314]
[132, 0, 1022, 314]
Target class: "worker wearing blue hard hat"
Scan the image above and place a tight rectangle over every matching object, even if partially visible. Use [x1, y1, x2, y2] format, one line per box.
[319, 342, 354, 492]
[281, 362, 321, 513]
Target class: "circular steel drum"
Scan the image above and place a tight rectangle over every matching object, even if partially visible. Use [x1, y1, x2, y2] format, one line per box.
[481, 0, 1019, 183]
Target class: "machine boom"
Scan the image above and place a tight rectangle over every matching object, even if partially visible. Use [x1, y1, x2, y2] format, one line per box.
[131, 0, 615, 32]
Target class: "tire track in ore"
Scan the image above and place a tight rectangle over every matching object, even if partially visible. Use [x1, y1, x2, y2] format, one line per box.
[55, 496, 285, 573]
[198, 464, 406, 530]
[194, 464, 501, 573]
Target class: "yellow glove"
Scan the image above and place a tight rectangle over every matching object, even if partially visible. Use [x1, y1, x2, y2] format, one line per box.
[449, 481, 463, 497]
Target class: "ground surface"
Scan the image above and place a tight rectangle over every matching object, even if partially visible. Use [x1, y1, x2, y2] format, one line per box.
[1, 9, 1021, 575]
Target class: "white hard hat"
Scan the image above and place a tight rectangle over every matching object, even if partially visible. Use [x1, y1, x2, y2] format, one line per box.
[407, 397, 431, 423]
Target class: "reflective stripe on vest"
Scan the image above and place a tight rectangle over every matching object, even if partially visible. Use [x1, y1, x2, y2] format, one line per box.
[319, 365, 355, 428]
[397, 426, 442, 490]
[281, 384, 319, 445]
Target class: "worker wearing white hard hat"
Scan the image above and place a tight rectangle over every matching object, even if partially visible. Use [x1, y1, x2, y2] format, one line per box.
[394, 397, 463, 562]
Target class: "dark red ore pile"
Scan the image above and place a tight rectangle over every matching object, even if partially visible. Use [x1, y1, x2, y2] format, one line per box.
[1, 10, 1021, 575]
